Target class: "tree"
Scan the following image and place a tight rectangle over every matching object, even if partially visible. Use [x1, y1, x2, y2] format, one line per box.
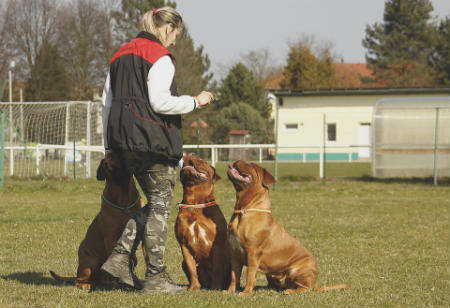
[215, 63, 270, 118]
[25, 41, 72, 101]
[431, 17, 450, 85]
[57, 0, 110, 100]
[209, 103, 272, 144]
[280, 39, 339, 89]
[362, 0, 438, 87]
[2, 0, 58, 80]
[240, 48, 279, 83]
[112, 0, 176, 43]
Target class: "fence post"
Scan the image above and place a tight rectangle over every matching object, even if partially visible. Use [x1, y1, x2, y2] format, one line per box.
[433, 108, 439, 186]
[86, 101, 91, 178]
[73, 116, 76, 180]
[64, 104, 70, 176]
[211, 146, 216, 167]
[35, 144, 39, 175]
[0, 111, 5, 187]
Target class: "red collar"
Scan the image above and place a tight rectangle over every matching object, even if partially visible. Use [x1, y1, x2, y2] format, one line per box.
[234, 208, 271, 215]
[177, 200, 217, 210]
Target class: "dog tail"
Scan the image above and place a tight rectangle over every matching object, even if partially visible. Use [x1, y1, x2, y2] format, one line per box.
[316, 284, 350, 291]
[49, 270, 76, 283]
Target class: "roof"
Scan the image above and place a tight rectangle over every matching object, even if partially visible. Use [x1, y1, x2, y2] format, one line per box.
[229, 129, 249, 135]
[264, 63, 385, 89]
[190, 118, 208, 128]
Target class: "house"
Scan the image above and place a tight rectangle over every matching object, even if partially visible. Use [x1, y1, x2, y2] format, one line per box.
[265, 63, 449, 162]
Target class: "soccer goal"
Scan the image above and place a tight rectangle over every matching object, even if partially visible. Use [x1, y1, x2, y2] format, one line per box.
[372, 96, 450, 184]
[0, 101, 104, 180]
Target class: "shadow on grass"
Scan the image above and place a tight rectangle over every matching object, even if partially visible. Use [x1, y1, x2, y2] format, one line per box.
[279, 174, 450, 186]
[348, 175, 450, 186]
[1, 271, 59, 286]
[0, 271, 135, 292]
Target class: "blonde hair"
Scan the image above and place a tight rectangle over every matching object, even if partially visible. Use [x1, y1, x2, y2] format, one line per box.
[141, 6, 183, 37]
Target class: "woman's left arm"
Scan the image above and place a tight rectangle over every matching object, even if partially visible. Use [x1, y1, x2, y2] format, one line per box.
[147, 56, 198, 114]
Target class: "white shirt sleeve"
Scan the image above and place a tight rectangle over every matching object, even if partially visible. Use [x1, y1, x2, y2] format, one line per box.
[148, 55, 199, 114]
[101, 72, 112, 150]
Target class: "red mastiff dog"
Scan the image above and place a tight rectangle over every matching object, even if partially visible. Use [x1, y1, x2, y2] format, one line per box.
[174, 153, 230, 290]
[50, 153, 144, 290]
[226, 160, 350, 295]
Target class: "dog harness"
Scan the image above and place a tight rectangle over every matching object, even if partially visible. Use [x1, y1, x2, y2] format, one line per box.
[233, 208, 272, 215]
[102, 193, 141, 212]
[177, 200, 217, 210]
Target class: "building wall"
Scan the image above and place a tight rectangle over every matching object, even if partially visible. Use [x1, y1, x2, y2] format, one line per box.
[276, 92, 446, 161]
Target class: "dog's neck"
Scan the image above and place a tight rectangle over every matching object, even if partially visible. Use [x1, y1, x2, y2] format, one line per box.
[104, 178, 139, 206]
[235, 186, 271, 211]
[182, 185, 215, 205]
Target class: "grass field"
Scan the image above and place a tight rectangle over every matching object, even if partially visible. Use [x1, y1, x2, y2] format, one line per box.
[0, 162, 449, 308]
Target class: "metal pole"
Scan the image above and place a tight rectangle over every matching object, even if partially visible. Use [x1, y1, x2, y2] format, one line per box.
[73, 116, 76, 180]
[8, 70, 13, 176]
[19, 88, 23, 142]
[196, 116, 200, 156]
[323, 114, 326, 180]
[433, 108, 439, 186]
[0, 111, 5, 187]
[64, 104, 70, 176]
[274, 97, 280, 191]
[86, 101, 91, 178]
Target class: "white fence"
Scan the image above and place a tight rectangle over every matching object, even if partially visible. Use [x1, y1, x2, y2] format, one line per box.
[0, 101, 369, 180]
[0, 143, 369, 179]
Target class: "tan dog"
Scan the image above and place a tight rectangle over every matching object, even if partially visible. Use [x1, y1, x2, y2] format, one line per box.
[50, 153, 144, 290]
[226, 160, 350, 295]
[174, 153, 230, 290]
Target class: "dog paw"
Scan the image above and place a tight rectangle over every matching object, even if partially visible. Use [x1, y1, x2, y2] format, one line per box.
[238, 291, 252, 296]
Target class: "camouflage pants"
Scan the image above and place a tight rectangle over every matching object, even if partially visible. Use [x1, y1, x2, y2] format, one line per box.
[112, 151, 177, 275]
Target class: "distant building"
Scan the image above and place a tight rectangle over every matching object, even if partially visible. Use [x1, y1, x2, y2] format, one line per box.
[229, 129, 252, 161]
[264, 63, 449, 162]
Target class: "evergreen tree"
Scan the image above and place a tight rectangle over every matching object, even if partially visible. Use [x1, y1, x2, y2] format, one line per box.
[362, 0, 438, 87]
[215, 63, 269, 118]
[209, 102, 272, 144]
[112, 0, 176, 42]
[280, 42, 339, 89]
[431, 17, 450, 85]
[25, 41, 72, 101]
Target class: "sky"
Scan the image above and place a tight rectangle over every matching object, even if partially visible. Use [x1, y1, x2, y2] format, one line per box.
[176, 0, 450, 79]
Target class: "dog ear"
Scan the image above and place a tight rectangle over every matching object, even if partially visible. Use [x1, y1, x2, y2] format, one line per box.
[261, 167, 275, 188]
[96, 159, 106, 181]
[211, 166, 221, 182]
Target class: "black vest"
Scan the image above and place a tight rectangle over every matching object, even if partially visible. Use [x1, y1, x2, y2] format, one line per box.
[107, 32, 182, 165]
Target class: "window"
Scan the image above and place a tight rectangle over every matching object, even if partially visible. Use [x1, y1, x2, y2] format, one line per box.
[284, 123, 298, 131]
[327, 123, 336, 142]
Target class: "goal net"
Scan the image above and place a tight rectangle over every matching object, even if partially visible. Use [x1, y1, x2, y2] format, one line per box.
[0, 101, 104, 179]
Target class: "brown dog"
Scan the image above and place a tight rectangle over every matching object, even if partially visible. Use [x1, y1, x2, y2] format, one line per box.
[226, 160, 350, 295]
[174, 153, 230, 290]
[50, 153, 144, 290]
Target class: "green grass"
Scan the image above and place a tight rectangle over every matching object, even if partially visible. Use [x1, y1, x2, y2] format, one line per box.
[0, 163, 449, 308]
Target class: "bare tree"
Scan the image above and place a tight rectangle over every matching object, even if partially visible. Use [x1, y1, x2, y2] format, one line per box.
[240, 48, 276, 83]
[57, 0, 112, 99]
[3, 0, 58, 80]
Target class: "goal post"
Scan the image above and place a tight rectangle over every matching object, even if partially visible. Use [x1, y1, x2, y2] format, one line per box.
[0, 101, 104, 180]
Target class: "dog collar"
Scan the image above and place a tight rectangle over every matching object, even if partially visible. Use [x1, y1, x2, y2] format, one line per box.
[177, 200, 217, 210]
[234, 208, 272, 215]
[102, 193, 141, 212]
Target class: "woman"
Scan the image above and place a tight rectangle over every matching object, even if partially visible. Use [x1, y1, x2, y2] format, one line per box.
[100, 7, 213, 294]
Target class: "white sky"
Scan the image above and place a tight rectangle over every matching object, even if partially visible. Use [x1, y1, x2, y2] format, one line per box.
[176, 0, 450, 79]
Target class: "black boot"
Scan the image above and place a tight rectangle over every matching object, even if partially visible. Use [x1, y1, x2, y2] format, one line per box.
[141, 268, 185, 294]
[101, 251, 142, 289]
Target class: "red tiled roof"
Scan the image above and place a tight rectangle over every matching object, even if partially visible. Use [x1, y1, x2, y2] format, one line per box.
[190, 118, 208, 128]
[264, 63, 385, 89]
[229, 129, 249, 135]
